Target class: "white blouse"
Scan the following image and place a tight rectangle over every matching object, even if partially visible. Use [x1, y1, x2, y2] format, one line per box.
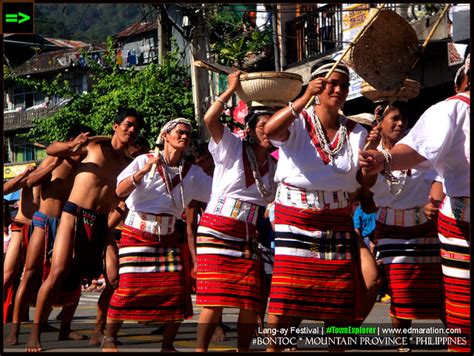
[271, 108, 368, 192]
[207, 126, 275, 207]
[397, 92, 470, 197]
[117, 153, 212, 218]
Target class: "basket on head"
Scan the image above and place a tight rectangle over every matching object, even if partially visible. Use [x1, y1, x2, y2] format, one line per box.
[236, 71, 303, 108]
[361, 79, 420, 103]
[346, 113, 376, 126]
[343, 8, 419, 92]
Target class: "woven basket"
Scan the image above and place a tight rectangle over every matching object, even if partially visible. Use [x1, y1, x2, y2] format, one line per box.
[236, 72, 303, 107]
[361, 79, 420, 103]
[344, 9, 419, 92]
[346, 113, 376, 126]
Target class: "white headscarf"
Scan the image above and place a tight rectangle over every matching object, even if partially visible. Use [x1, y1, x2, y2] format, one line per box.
[156, 118, 192, 146]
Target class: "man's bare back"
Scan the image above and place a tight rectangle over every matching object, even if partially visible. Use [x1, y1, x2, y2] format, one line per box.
[13, 186, 40, 225]
[29, 157, 79, 218]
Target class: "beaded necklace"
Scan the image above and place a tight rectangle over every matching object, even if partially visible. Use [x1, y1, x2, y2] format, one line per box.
[381, 141, 407, 195]
[244, 143, 277, 203]
[308, 106, 352, 171]
[160, 152, 186, 210]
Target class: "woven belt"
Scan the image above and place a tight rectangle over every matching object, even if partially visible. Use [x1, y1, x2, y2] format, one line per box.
[275, 183, 350, 210]
[206, 196, 260, 225]
[440, 196, 470, 223]
[377, 206, 427, 227]
[124, 210, 176, 236]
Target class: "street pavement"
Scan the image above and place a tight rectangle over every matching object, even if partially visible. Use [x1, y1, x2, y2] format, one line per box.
[3, 292, 452, 353]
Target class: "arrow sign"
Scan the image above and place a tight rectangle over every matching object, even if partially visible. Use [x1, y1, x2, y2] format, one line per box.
[5, 12, 31, 24]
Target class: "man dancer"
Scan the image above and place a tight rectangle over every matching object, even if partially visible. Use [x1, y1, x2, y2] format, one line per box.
[6, 125, 95, 346]
[25, 108, 143, 352]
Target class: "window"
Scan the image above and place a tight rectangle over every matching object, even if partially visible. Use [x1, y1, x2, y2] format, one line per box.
[13, 87, 45, 110]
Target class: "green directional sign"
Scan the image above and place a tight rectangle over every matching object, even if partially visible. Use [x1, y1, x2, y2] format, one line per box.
[2, 2, 34, 34]
[5, 12, 31, 24]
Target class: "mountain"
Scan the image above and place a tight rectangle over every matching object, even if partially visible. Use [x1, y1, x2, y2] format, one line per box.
[35, 4, 149, 43]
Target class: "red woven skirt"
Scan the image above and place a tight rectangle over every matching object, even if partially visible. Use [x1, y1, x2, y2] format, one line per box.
[375, 221, 442, 320]
[267, 203, 360, 322]
[438, 212, 470, 353]
[196, 213, 262, 313]
[107, 225, 189, 322]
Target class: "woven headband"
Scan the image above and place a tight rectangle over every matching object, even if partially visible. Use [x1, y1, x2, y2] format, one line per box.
[310, 62, 350, 80]
[156, 118, 192, 145]
[454, 65, 466, 85]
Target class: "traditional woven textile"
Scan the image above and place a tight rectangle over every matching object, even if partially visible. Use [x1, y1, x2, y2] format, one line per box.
[32, 211, 59, 280]
[62, 201, 107, 291]
[275, 182, 352, 211]
[438, 197, 470, 353]
[30, 211, 80, 307]
[377, 206, 428, 227]
[267, 201, 361, 322]
[196, 210, 263, 313]
[108, 224, 189, 322]
[375, 220, 442, 320]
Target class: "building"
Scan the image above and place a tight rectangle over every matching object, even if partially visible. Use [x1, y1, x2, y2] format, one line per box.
[3, 36, 105, 167]
[278, 3, 470, 120]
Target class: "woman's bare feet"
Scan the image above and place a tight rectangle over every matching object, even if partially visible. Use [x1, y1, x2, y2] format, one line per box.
[58, 329, 87, 341]
[161, 347, 177, 352]
[211, 324, 227, 342]
[5, 324, 20, 346]
[25, 328, 43, 352]
[90, 326, 104, 346]
[102, 336, 118, 352]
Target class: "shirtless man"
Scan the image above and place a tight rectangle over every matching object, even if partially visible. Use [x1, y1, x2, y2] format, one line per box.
[5, 125, 95, 346]
[90, 137, 150, 346]
[3, 168, 40, 323]
[25, 108, 143, 352]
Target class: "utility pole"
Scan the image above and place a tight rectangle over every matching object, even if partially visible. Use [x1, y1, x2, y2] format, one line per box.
[157, 4, 171, 64]
[189, 4, 210, 140]
[270, 4, 281, 71]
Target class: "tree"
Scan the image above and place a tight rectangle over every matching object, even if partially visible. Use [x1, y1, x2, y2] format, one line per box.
[207, 5, 274, 71]
[5, 37, 194, 146]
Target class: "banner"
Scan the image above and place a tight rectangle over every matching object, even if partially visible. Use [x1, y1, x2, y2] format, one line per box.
[340, 4, 370, 101]
[3, 162, 36, 180]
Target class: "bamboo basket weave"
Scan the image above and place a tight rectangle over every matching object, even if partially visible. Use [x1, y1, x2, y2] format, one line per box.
[343, 9, 419, 92]
[236, 71, 303, 107]
[361, 79, 420, 103]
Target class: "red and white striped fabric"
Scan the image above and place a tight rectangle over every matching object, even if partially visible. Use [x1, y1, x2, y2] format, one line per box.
[196, 211, 263, 313]
[437, 196, 470, 353]
[108, 219, 191, 322]
[375, 220, 442, 320]
[267, 189, 362, 322]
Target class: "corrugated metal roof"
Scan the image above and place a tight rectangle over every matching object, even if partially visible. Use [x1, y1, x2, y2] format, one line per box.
[115, 21, 158, 39]
[12, 45, 106, 76]
[44, 37, 90, 49]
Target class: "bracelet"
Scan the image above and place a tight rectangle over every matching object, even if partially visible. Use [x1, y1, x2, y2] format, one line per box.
[215, 98, 227, 109]
[288, 101, 299, 118]
[131, 173, 139, 187]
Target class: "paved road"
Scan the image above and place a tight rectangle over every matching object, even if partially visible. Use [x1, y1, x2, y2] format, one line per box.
[3, 292, 452, 353]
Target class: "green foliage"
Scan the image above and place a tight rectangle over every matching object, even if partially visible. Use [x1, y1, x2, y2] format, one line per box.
[208, 5, 273, 68]
[8, 38, 194, 146]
